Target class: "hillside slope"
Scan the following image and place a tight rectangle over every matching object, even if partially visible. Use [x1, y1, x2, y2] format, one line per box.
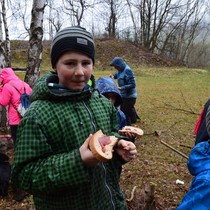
[11, 39, 175, 70]
[95, 39, 175, 69]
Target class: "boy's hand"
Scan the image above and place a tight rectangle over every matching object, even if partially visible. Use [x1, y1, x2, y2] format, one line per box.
[115, 140, 137, 162]
[79, 134, 100, 167]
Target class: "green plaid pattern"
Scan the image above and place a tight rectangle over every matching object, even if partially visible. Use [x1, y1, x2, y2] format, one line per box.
[12, 73, 128, 210]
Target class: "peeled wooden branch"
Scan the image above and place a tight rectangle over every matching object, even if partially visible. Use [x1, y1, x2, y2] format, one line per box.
[160, 140, 188, 159]
[126, 186, 137, 202]
[126, 183, 156, 210]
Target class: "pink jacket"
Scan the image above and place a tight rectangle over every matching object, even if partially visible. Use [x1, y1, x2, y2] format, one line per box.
[0, 68, 32, 125]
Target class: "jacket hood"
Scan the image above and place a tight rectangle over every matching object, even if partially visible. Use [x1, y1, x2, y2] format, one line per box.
[187, 140, 210, 176]
[0, 68, 20, 84]
[110, 57, 126, 70]
[96, 76, 122, 107]
[30, 72, 97, 102]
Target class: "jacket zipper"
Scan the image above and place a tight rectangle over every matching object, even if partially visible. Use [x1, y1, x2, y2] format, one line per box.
[82, 101, 115, 209]
[102, 163, 115, 210]
[82, 101, 96, 132]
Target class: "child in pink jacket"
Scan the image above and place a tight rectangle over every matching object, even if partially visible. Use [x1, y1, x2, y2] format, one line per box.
[0, 68, 32, 145]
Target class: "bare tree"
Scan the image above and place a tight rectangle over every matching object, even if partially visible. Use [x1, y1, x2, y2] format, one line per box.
[126, 0, 138, 42]
[1, 0, 10, 66]
[159, 0, 206, 64]
[9, 0, 31, 39]
[131, 0, 206, 64]
[0, 0, 9, 131]
[24, 0, 46, 87]
[185, 23, 210, 68]
[96, 0, 125, 38]
[62, 0, 94, 26]
[47, 0, 63, 40]
[107, 0, 117, 37]
[133, 0, 175, 49]
[0, 0, 7, 68]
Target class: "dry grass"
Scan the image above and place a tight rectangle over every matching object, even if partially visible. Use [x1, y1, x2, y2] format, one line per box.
[98, 66, 210, 210]
[2, 66, 210, 209]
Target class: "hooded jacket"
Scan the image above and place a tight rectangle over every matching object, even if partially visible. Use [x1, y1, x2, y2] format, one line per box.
[96, 76, 126, 130]
[194, 99, 210, 145]
[110, 57, 137, 99]
[177, 140, 210, 210]
[12, 72, 128, 210]
[0, 68, 32, 125]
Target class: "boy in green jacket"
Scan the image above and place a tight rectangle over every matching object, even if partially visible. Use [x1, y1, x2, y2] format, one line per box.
[11, 26, 137, 210]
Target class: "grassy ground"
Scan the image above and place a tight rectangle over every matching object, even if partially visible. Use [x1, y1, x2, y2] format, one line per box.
[2, 66, 210, 209]
[95, 67, 210, 209]
[125, 67, 210, 209]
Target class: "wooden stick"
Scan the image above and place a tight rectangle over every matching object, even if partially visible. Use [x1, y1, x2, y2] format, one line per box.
[180, 144, 192, 149]
[126, 186, 137, 202]
[160, 140, 188, 159]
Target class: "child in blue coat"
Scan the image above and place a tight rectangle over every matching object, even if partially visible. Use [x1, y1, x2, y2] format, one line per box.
[177, 140, 210, 209]
[96, 76, 135, 177]
[96, 76, 127, 131]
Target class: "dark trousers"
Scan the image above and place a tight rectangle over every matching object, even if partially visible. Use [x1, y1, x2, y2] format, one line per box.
[10, 125, 18, 145]
[120, 98, 138, 125]
[10, 125, 26, 201]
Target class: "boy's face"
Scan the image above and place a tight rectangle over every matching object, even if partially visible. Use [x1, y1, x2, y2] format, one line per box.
[55, 51, 93, 91]
[103, 92, 117, 105]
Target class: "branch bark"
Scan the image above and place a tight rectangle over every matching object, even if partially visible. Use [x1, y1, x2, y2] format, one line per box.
[160, 140, 188, 159]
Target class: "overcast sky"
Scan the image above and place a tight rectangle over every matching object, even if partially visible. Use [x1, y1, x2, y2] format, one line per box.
[6, 0, 134, 40]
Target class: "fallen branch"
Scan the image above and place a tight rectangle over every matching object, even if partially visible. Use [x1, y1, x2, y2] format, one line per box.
[144, 122, 178, 136]
[181, 91, 196, 114]
[155, 91, 200, 115]
[180, 144, 192, 149]
[158, 103, 199, 115]
[160, 140, 188, 159]
[12, 67, 27, 71]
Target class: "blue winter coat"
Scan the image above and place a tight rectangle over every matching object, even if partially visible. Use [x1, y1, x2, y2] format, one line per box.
[110, 57, 137, 99]
[96, 76, 126, 130]
[194, 99, 210, 145]
[177, 140, 210, 210]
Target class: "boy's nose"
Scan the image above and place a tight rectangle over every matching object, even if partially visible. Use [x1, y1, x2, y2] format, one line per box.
[75, 64, 84, 75]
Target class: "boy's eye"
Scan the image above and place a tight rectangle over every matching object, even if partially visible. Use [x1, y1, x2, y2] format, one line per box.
[65, 61, 75, 66]
[64, 61, 91, 66]
[82, 61, 91, 66]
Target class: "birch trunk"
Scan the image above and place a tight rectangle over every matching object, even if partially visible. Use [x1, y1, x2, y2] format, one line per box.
[25, 0, 46, 87]
[0, 0, 8, 131]
[1, 0, 10, 67]
[0, 0, 6, 68]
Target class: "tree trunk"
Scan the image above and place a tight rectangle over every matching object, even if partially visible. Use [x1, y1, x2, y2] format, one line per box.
[0, 0, 8, 131]
[0, 0, 6, 68]
[126, 0, 138, 43]
[25, 0, 46, 87]
[0, 106, 8, 132]
[1, 0, 10, 67]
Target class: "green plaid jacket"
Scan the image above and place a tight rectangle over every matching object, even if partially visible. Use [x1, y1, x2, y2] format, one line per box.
[12, 72, 128, 210]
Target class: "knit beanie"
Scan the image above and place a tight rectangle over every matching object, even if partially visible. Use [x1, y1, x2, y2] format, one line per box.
[51, 26, 95, 68]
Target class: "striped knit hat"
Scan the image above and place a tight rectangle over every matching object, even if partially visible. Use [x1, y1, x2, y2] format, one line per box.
[51, 26, 95, 68]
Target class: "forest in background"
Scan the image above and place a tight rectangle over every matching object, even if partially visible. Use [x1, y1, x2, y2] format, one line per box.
[2, 0, 210, 70]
